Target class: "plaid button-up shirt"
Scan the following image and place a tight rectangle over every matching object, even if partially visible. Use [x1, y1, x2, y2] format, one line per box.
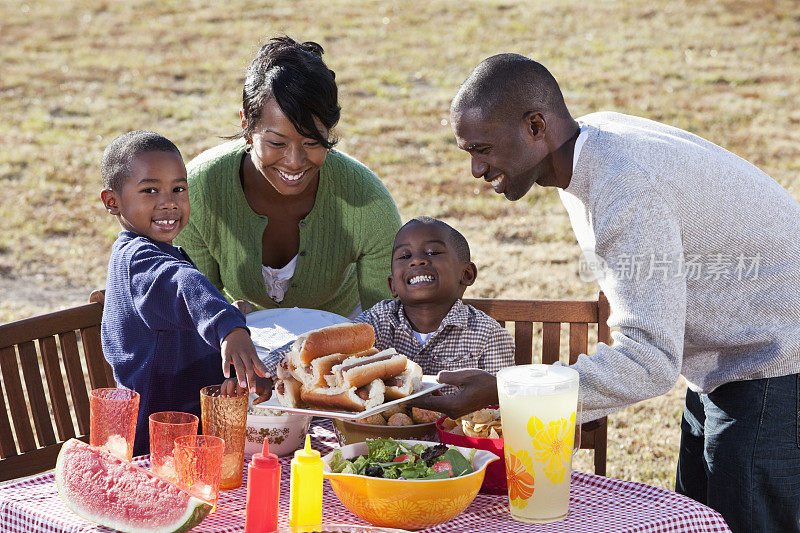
[354, 298, 515, 377]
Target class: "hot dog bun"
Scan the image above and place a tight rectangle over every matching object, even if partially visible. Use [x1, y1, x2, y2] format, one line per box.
[300, 378, 385, 412]
[383, 359, 423, 401]
[292, 323, 376, 366]
[274, 376, 304, 408]
[331, 348, 407, 389]
[302, 347, 379, 389]
[276, 358, 293, 380]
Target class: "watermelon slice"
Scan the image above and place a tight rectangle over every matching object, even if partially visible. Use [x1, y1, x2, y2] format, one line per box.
[55, 438, 211, 533]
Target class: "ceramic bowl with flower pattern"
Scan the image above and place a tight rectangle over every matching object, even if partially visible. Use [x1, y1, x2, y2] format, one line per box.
[244, 407, 312, 457]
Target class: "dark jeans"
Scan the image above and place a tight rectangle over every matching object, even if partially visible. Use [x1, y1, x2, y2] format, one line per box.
[675, 373, 800, 533]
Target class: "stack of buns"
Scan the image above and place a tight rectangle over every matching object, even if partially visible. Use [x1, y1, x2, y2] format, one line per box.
[273, 323, 423, 412]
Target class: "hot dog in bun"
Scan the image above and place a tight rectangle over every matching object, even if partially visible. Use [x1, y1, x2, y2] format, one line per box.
[384, 359, 423, 401]
[300, 378, 386, 412]
[294, 347, 380, 389]
[270, 322, 422, 412]
[290, 322, 375, 367]
[330, 348, 408, 389]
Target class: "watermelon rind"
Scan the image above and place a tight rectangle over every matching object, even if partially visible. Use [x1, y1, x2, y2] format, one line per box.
[55, 438, 212, 533]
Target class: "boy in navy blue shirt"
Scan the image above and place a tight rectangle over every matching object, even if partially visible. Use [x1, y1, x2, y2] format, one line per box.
[99, 130, 269, 455]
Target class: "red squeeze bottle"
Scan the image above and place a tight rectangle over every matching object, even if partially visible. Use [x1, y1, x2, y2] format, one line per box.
[245, 438, 280, 533]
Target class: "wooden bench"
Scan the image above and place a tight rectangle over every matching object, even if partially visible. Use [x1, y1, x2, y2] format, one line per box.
[464, 292, 610, 475]
[0, 296, 115, 481]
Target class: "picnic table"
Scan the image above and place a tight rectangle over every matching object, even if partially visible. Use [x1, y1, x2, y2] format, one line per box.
[0, 419, 730, 533]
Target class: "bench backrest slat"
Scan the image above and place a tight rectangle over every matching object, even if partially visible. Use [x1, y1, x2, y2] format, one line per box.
[463, 292, 611, 476]
[0, 300, 114, 481]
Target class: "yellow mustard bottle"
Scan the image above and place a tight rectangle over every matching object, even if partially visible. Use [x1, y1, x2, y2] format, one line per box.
[289, 434, 323, 529]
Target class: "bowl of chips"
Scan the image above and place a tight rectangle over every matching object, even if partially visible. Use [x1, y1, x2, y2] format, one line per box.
[332, 405, 441, 447]
[436, 407, 506, 494]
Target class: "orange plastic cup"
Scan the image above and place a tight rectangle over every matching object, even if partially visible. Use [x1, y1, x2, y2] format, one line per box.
[200, 385, 248, 490]
[89, 388, 140, 461]
[149, 411, 199, 483]
[174, 434, 225, 509]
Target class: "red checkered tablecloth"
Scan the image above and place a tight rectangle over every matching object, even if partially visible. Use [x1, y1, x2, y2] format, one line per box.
[0, 419, 730, 532]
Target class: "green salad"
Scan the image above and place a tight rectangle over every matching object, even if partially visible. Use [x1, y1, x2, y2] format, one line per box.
[329, 438, 476, 480]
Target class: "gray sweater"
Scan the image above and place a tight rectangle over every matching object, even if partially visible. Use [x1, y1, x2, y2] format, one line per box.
[559, 112, 800, 421]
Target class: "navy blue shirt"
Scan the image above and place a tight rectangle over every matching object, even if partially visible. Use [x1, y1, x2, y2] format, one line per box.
[101, 231, 246, 455]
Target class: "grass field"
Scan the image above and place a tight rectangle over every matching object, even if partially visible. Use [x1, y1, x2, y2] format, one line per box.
[1, 0, 799, 489]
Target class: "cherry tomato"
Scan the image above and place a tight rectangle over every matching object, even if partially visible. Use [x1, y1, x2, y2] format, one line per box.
[432, 461, 453, 476]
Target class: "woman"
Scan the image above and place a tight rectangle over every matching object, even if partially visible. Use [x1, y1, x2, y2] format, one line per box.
[175, 37, 402, 318]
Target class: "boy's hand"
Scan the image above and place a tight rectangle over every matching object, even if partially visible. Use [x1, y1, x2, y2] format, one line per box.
[220, 376, 274, 403]
[409, 368, 498, 419]
[220, 377, 246, 397]
[251, 376, 274, 405]
[221, 327, 269, 393]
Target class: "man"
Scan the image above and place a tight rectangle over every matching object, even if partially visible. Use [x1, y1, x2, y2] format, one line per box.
[415, 53, 800, 532]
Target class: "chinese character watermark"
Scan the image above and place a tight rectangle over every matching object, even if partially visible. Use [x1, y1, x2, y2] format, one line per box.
[578, 250, 761, 283]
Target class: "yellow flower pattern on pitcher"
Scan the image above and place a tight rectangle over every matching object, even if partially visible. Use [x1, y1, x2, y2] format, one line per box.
[527, 412, 575, 484]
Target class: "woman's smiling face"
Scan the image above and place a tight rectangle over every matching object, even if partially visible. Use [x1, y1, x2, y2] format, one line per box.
[245, 99, 330, 197]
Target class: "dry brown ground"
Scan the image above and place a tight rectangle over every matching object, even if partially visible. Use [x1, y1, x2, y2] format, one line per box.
[1, 0, 798, 489]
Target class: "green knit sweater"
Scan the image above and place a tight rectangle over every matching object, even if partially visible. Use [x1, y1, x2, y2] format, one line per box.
[174, 139, 402, 317]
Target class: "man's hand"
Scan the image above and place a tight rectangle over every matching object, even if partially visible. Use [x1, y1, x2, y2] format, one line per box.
[232, 300, 254, 315]
[409, 368, 498, 419]
[221, 327, 269, 393]
[251, 376, 274, 404]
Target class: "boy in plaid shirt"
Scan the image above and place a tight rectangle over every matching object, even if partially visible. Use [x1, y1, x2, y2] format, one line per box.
[260, 216, 514, 381]
[354, 216, 514, 377]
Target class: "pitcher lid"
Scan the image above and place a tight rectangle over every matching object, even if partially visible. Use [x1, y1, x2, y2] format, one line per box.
[497, 364, 579, 396]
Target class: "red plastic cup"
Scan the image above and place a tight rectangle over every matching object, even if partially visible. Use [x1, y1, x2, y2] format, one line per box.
[89, 388, 140, 461]
[149, 411, 199, 483]
[174, 434, 225, 509]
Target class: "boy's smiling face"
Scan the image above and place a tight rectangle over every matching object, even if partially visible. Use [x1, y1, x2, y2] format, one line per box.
[389, 222, 476, 306]
[101, 150, 189, 244]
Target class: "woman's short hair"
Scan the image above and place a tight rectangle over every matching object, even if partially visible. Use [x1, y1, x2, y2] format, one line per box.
[240, 36, 340, 149]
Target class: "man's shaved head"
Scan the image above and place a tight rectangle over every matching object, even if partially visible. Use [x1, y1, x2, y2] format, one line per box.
[451, 53, 570, 122]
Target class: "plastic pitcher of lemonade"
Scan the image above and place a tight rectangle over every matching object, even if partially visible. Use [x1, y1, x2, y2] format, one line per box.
[497, 364, 580, 523]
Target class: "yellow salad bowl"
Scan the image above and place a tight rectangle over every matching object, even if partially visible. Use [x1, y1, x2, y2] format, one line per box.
[322, 439, 499, 530]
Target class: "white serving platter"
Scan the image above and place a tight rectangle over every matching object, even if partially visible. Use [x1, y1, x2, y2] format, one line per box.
[256, 375, 446, 421]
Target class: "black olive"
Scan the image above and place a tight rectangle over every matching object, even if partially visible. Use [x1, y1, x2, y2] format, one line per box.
[421, 443, 448, 465]
[365, 464, 384, 478]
